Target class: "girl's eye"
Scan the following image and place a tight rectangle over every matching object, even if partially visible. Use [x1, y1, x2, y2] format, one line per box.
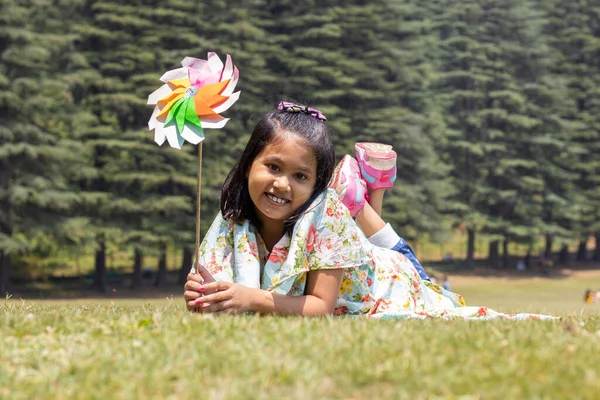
[267, 164, 279, 171]
[295, 173, 307, 180]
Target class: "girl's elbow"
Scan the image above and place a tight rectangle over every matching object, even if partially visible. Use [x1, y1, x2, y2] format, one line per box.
[321, 298, 338, 316]
[305, 296, 336, 317]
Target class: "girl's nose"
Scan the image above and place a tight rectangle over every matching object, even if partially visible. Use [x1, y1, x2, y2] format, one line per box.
[273, 175, 290, 191]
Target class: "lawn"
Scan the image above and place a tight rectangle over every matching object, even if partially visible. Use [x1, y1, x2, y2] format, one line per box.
[450, 268, 600, 316]
[2, 271, 600, 399]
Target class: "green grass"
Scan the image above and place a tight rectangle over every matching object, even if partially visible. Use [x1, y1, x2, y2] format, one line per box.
[452, 272, 600, 316]
[2, 275, 600, 399]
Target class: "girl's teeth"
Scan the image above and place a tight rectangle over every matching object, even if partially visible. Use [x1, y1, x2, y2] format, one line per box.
[267, 193, 288, 204]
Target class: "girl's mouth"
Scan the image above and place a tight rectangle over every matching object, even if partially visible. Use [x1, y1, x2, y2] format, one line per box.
[265, 193, 290, 205]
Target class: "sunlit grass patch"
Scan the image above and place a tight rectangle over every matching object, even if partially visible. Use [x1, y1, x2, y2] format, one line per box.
[1, 300, 599, 399]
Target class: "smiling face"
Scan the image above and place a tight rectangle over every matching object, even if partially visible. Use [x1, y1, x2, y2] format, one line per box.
[246, 133, 317, 237]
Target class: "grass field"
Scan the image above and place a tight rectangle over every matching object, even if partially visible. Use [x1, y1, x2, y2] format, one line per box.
[2, 271, 600, 399]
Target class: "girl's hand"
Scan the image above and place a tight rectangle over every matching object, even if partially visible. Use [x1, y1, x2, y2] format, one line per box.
[193, 281, 255, 315]
[183, 264, 216, 312]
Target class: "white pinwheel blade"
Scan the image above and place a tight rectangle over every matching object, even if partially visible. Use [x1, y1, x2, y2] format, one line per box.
[181, 57, 207, 70]
[222, 54, 233, 80]
[154, 122, 167, 146]
[181, 124, 205, 145]
[212, 91, 240, 114]
[206, 52, 224, 75]
[148, 106, 160, 130]
[221, 66, 239, 97]
[200, 117, 230, 129]
[163, 124, 182, 149]
[148, 84, 172, 105]
[159, 67, 188, 83]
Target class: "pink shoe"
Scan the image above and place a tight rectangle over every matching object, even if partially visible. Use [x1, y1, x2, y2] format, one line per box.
[329, 155, 367, 217]
[355, 142, 397, 190]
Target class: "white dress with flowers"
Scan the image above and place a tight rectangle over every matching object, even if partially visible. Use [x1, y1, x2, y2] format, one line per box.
[196, 189, 553, 320]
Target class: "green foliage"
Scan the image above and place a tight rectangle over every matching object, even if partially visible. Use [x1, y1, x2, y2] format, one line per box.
[1, 0, 600, 286]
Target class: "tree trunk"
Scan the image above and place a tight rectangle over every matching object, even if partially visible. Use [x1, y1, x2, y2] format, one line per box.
[502, 238, 509, 268]
[488, 240, 499, 268]
[179, 247, 192, 284]
[558, 244, 569, 265]
[131, 248, 143, 289]
[466, 228, 475, 269]
[576, 238, 587, 262]
[544, 234, 553, 260]
[524, 251, 531, 268]
[94, 239, 107, 293]
[0, 250, 9, 295]
[155, 242, 167, 287]
[594, 233, 600, 261]
[0, 202, 14, 295]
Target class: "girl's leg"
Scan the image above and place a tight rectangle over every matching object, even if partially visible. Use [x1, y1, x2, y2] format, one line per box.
[355, 195, 431, 281]
[330, 145, 430, 280]
[354, 201, 386, 238]
[368, 188, 385, 217]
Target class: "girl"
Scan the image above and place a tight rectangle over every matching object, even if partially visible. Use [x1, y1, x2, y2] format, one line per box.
[184, 102, 552, 320]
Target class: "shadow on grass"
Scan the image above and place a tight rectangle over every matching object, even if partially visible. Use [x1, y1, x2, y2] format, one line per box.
[6, 261, 600, 301]
[425, 259, 600, 281]
[6, 271, 185, 301]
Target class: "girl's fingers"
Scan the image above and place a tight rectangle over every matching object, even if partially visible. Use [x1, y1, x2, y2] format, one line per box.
[199, 300, 232, 314]
[195, 288, 231, 304]
[186, 299, 202, 312]
[184, 290, 201, 301]
[200, 281, 231, 293]
[184, 280, 204, 292]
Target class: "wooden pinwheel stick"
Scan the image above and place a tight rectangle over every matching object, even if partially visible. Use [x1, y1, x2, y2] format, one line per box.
[195, 142, 203, 272]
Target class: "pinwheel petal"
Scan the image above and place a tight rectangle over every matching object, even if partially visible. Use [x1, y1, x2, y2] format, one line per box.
[148, 84, 172, 105]
[154, 122, 167, 146]
[156, 90, 185, 120]
[163, 97, 186, 127]
[181, 57, 207, 70]
[160, 67, 188, 83]
[221, 54, 234, 82]
[168, 78, 191, 89]
[185, 99, 203, 129]
[180, 124, 205, 145]
[207, 52, 224, 75]
[221, 66, 239, 97]
[199, 117, 230, 129]
[189, 64, 220, 87]
[148, 106, 160, 130]
[164, 124, 183, 149]
[212, 91, 241, 114]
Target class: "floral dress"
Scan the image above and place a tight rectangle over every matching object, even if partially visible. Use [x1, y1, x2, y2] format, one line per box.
[196, 189, 553, 320]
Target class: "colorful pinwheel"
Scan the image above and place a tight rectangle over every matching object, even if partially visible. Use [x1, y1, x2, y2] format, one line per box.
[147, 53, 240, 273]
[148, 53, 240, 149]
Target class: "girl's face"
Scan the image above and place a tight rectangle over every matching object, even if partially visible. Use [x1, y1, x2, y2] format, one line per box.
[246, 133, 317, 234]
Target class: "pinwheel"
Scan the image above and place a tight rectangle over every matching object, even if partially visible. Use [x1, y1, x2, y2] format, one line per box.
[148, 53, 240, 271]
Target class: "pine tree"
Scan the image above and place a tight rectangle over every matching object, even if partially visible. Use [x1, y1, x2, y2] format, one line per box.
[0, 0, 88, 292]
[434, 0, 570, 267]
[541, 0, 600, 262]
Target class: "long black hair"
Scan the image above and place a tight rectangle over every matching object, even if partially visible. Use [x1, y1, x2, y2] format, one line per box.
[220, 105, 335, 233]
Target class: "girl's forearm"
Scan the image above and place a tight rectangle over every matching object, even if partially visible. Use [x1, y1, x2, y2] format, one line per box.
[249, 289, 333, 316]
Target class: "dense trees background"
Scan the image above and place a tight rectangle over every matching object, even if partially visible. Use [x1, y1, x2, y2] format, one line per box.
[1, 0, 599, 293]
